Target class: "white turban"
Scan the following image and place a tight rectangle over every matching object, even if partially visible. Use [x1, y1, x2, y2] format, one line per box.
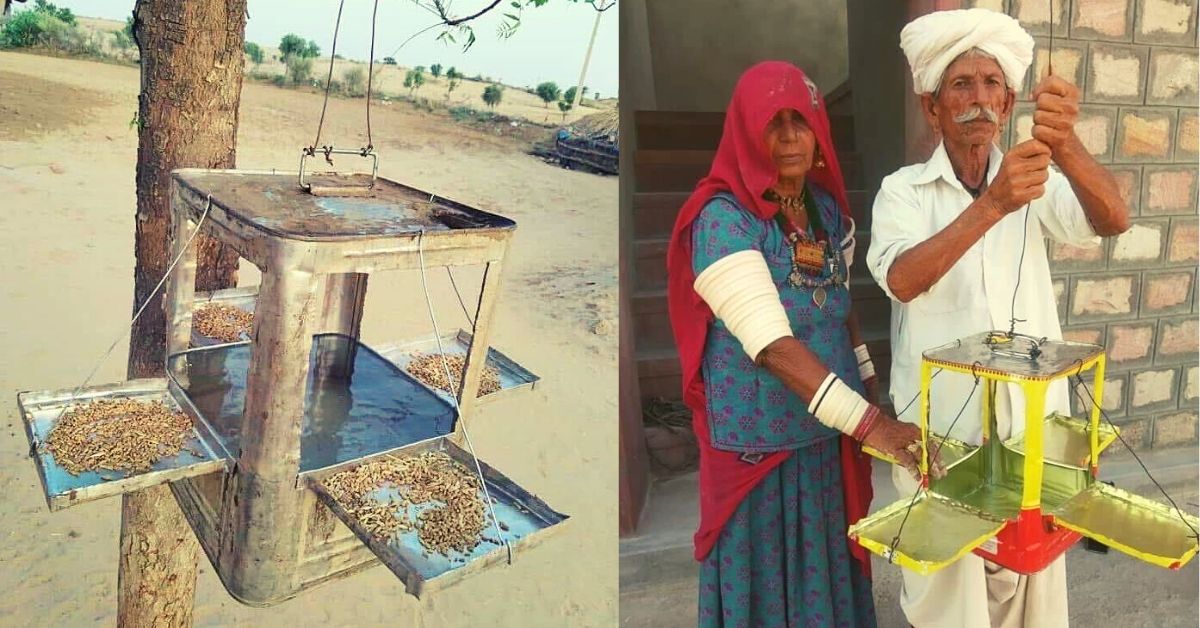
[900, 8, 1035, 94]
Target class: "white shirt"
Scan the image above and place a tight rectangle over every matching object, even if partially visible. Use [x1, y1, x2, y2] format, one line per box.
[866, 142, 1100, 444]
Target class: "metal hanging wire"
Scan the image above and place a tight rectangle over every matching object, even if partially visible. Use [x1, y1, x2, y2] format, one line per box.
[415, 229, 513, 564]
[305, 0, 379, 165]
[40, 198, 214, 440]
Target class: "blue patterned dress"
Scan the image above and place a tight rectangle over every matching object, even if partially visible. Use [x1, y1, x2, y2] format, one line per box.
[692, 189, 877, 628]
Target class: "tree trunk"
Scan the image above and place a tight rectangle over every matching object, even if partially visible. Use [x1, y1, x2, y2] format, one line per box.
[118, 1, 246, 625]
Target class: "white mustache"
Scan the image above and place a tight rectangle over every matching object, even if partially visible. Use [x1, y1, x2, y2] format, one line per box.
[954, 106, 1000, 123]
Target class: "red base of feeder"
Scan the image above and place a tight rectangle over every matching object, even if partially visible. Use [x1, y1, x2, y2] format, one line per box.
[973, 507, 1082, 575]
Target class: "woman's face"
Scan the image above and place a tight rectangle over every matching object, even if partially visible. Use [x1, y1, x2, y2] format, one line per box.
[762, 109, 817, 181]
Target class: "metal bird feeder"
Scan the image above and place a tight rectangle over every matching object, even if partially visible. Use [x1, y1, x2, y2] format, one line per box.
[17, 168, 566, 606]
[850, 331, 1199, 575]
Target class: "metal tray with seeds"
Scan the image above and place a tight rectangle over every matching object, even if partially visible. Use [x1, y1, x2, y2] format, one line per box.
[16, 379, 228, 511]
[374, 329, 540, 406]
[190, 286, 259, 347]
[306, 438, 569, 598]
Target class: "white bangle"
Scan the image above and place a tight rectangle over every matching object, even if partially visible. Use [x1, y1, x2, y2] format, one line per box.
[693, 250, 792, 361]
[809, 373, 870, 436]
[855, 344, 876, 381]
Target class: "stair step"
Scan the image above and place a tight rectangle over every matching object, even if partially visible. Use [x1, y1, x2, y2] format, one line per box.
[633, 237, 670, 291]
[633, 192, 688, 239]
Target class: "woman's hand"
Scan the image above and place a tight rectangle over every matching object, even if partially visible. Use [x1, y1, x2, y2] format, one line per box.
[861, 413, 946, 480]
[863, 377, 881, 407]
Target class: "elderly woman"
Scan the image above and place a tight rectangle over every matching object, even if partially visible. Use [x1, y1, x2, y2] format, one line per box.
[666, 61, 927, 627]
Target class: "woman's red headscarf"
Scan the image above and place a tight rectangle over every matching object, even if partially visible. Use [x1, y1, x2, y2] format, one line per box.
[665, 61, 874, 576]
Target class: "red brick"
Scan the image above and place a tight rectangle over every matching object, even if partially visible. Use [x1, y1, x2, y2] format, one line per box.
[1137, 0, 1197, 42]
[1185, 365, 1198, 402]
[1157, 318, 1198, 358]
[1088, 45, 1146, 103]
[1168, 221, 1199, 264]
[1116, 109, 1175, 162]
[1145, 168, 1197, 214]
[1111, 167, 1141, 210]
[1073, 374, 1125, 415]
[1130, 368, 1177, 409]
[1107, 418, 1150, 455]
[1073, 0, 1133, 38]
[1110, 221, 1164, 263]
[1108, 322, 1155, 363]
[1071, 275, 1136, 318]
[1148, 49, 1200, 106]
[1062, 327, 1105, 345]
[1153, 410, 1198, 447]
[1141, 271, 1193, 313]
[1050, 241, 1104, 263]
[1177, 112, 1199, 159]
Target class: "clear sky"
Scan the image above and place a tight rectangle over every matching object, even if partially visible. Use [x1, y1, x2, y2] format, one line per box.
[50, 0, 619, 98]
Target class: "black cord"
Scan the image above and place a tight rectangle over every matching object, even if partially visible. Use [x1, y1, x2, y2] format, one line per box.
[308, 0, 346, 157]
[892, 369, 943, 419]
[888, 368, 982, 560]
[1007, 204, 1032, 336]
[1070, 374, 1199, 540]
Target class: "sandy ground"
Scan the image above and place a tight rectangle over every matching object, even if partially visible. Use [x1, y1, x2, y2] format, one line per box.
[76, 16, 615, 128]
[0, 50, 616, 626]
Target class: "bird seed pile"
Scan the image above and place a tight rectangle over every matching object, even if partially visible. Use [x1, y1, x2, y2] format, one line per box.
[45, 398, 194, 475]
[406, 353, 501, 398]
[193, 303, 254, 343]
[324, 451, 490, 556]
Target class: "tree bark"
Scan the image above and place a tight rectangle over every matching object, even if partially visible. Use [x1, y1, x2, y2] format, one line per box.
[118, 1, 246, 625]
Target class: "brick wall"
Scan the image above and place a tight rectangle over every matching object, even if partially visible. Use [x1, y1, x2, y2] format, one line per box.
[971, 0, 1199, 452]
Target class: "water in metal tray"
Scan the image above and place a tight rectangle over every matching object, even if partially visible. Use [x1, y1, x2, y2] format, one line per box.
[175, 335, 456, 472]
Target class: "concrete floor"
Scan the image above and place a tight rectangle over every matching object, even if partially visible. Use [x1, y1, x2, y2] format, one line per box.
[620, 449, 1200, 627]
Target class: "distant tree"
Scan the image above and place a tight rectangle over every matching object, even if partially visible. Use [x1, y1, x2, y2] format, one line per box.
[244, 41, 264, 65]
[382, 56, 397, 65]
[481, 83, 503, 109]
[557, 99, 572, 121]
[430, 63, 443, 78]
[581, 86, 589, 100]
[278, 33, 306, 58]
[562, 86, 577, 105]
[535, 81, 560, 108]
[404, 68, 425, 95]
[303, 39, 319, 59]
[445, 67, 463, 99]
[593, 91, 600, 100]
[32, 0, 73, 25]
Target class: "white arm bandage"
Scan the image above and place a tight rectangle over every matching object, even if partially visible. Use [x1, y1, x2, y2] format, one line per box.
[693, 250, 792, 361]
[809, 372, 871, 436]
[854, 343, 876, 381]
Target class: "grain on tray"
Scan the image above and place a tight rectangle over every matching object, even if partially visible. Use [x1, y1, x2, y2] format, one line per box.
[45, 398, 194, 476]
[193, 302, 254, 343]
[324, 451, 488, 556]
[406, 353, 501, 397]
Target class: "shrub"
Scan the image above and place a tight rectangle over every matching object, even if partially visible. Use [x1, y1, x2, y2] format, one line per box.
[285, 54, 313, 85]
[343, 66, 365, 96]
[430, 63, 442, 78]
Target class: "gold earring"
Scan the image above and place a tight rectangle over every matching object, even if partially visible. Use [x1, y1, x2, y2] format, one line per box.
[815, 153, 826, 169]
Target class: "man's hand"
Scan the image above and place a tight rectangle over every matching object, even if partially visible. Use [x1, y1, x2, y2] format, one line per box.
[980, 139, 1052, 216]
[1031, 74, 1081, 157]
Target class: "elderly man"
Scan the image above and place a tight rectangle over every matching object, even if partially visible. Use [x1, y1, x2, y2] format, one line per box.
[866, 8, 1130, 628]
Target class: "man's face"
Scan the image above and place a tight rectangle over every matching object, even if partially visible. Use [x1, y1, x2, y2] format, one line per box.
[924, 54, 1015, 147]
